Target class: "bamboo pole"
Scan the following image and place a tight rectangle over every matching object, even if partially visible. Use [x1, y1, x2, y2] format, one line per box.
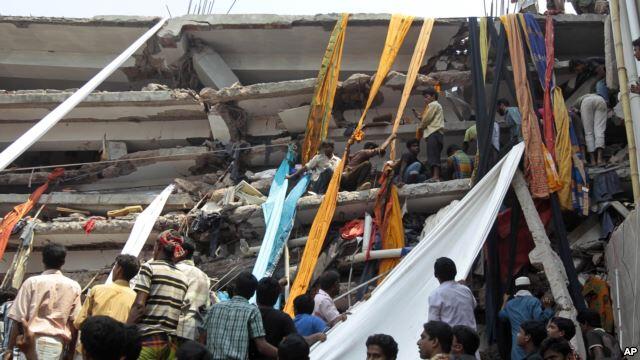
[610, 0, 640, 202]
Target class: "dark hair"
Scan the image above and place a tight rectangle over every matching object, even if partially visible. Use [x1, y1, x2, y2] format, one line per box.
[550, 317, 576, 341]
[452, 325, 480, 355]
[278, 334, 310, 360]
[318, 270, 340, 291]
[406, 138, 420, 148]
[577, 309, 602, 328]
[434, 257, 457, 282]
[80, 316, 141, 360]
[540, 337, 572, 357]
[497, 98, 510, 107]
[364, 142, 378, 150]
[293, 294, 315, 315]
[0, 288, 17, 304]
[320, 140, 335, 148]
[633, 37, 640, 48]
[115, 254, 140, 282]
[234, 271, 258, 299]
[422, 87, 439, 100]
[366, 334, 399, 360]
[42, 242, 66, 269]
[182, 241, 196, 260]
[447, 144, 461, 156]
[256, 277, 281, 307]
[423, 321, 453, 353]
[521, 321, 548, 347]
[176, 340, 212, 360]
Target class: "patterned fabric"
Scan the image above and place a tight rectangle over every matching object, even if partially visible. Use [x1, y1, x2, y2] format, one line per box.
[582, 277, 614, 333]
[201, 296, 265, 360]
[157, 230, 185, 260]
[447, 150, 474, 179]
[137, 333, 177, 360]
[553, 87, 575, 211]
[74, 280, 136, 328]
[134, 260, 188, 337]
[176, 260, 211, 340]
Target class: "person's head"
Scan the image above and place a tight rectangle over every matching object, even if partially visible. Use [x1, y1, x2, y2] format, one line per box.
[112, 254, 140, 282]
[278, 334, 310, 360]
[497, 98, 510, 115]
[293, 294, 315, 315]
[446, 144, 461, 157]
[451, 325, 480, 356]
[406, 139, 420, 155]
[514, 276, 531, 293]
[434, 257, 457, 283]
[577, 309, 601, 333]
[516, 321, 547, 352]
[233, 271, 258, 299]
[42, 242, 66, 270]
[153, 229, 185, 263]
[633, 37, 640, 61]
[80, 315, 141, 360]
[417, 321, 453, 359]
[547, 317, 576, 341]
[176, 340, 212, 360]
[539, 337, 572, 360]
[256, 277, 281, 307]
[181, 240, 196, 260]
[366, 334, 399, 360]
[318, 270, 340, 296]
[320, 140, 335, 156]
[364, 142, 378, 150]
[0, 288, 17, 305]
[422, 87, 439, 103]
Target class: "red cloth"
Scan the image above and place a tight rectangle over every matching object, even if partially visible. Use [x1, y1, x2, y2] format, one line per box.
[158, 229, 185, 260]
[340, 219, 365, 240]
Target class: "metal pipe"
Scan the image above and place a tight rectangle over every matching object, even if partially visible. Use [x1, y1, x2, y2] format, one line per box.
[348, 249, 404, 263]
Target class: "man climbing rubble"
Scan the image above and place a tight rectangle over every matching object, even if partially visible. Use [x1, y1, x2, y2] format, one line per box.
[413, 87, 445, 182]
[341, 133, 396, 191]
[572, 92, 608, 166]
[288, 140, 340, 195]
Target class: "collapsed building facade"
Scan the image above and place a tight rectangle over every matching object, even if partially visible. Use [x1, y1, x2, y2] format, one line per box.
[0, 12, 638, 353]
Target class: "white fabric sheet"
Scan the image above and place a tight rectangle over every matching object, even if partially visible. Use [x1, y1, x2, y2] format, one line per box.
[310, 143, 524, 360]
[106, 184, 175, 283]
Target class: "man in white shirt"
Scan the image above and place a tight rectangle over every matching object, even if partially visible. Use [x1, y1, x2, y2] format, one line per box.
[313, 271, 346, 327]
[427, 257, 477, 330]
[176, 241, 211, 342]
[288, 141, 340, 195]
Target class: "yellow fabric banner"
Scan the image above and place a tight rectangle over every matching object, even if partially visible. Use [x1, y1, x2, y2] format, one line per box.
[480, 17, 489, 82]
[284, 14, 414, 316]
[377, 180, 404, 280]
[301, 14, 349, 164]
[552, 87, 574, 210]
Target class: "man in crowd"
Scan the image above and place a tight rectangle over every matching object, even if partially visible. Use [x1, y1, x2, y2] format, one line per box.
[577, 309, 623, 360]
[0, 288, 17, 353]
[313, 271, 347, 327]
[573, 93, 608, 166]
[75, 254, 140, 329]
[278, 335, 309, 360]
[517, 321, 547, 360]
[79, 315, 141, 360]
[417, 321, 453, 360]
[341, 133, 396, 191]
[293, 295, 328, 338]
[450, 325, 479, 360]
[127, 230, 188, 359]
[200, 272, 277, 359]
[397, 139, 427, 184]
[540, 338, 574, 360]
[365, 334, 398, 360]
[414, 88, 444, 182]
[497, 98, 523, 146]
[175, 241, 211, 343]
[288, 140, 340, 195]
[7, 242, 81, 360]
[499, 276, 554, 360]
[446, 145, 473, 180]
[547, 317, 580, 360]
[428, 257, 477, 330]
[463, 122, 500, 157]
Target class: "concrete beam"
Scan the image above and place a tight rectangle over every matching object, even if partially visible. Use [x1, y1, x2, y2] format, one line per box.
[193, 48, 240, 90]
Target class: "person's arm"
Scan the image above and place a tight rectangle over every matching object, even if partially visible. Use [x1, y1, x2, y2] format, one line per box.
[498, 294, 510, 319]
[327, 313, 347, 327]
[63, 320, 78, 360]
[254, 337, 278, 358]
[304, 333, 327, 346]
[532, 297, 554, 321]
[73, 288, 94, 330]
[427, 294, 441, 322]
[4, 323, 20, 360]
[378, 133, 397, 152]
[319, 297, 342, 327]
[127, 292, 149, 325]
[287, 165, 308, 180]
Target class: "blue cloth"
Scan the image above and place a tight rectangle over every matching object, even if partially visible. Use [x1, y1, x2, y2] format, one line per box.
[596, 79, 609, 105]
[403, 162, 427, 183]
[523, 14, 550, 88]
[498, 294, 554, 360]
[294, 314, 328, 337]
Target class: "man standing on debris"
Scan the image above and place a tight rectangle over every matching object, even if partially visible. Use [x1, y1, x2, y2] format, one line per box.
[572, 92, 608, 166]
[577, 309, 623, 360]
[428, 257, 477, 330]
[176, 241, 211, 343]
[446, 145, 474, 180]
[127, 230, 188, 360]
[6, 243, 81, 360]
[288, 140, 340, 195]
[499, 276, 554, 360]
[341, 133, 396, 191]
[397, 139, 427, 184]
[413, 87, 444, 182]
[417, 321, 453, 360]
[313, 270, 347, 327]
[200, 272, 277, 359]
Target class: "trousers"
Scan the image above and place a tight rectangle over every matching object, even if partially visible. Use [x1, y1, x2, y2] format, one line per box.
[580, 94, 607, 152]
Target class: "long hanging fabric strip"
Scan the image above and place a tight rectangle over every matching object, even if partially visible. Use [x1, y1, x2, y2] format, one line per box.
[300, 14, 349, 164]
[0, 168, 64, 260]
[501, 14, 550, 199]
[284, 14, 414, 316]
[479, 17, 490, 82]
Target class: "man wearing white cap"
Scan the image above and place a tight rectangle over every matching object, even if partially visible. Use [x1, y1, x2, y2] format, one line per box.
[499, 276, 554, 360]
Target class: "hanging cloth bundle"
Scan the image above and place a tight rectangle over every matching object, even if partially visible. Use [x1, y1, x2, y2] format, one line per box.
[301, 14, 349, 164]
[283, 14, 414, 316]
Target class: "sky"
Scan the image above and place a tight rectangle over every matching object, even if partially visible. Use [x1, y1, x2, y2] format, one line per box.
[1, 0, 564, 18]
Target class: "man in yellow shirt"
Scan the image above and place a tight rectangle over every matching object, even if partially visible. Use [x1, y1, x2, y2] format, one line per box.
[413, 88, 445, 182]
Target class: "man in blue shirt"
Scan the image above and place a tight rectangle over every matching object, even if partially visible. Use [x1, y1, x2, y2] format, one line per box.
[292, 295, 328, 339]
[499, 276, 554, 360]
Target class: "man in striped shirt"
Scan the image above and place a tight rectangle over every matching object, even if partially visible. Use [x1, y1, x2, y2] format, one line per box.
[127, 230, 188, 360]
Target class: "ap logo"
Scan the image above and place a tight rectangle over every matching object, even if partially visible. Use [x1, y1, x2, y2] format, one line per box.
[624, 347, 639, 356]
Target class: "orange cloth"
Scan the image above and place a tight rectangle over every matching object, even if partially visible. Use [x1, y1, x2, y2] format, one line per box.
[553, 87, 574, 210]
[0, 168, 63, 260]
[374, 165, 405, 280]
[543, 144, 563, 193]
[501, 14, 550, 199]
